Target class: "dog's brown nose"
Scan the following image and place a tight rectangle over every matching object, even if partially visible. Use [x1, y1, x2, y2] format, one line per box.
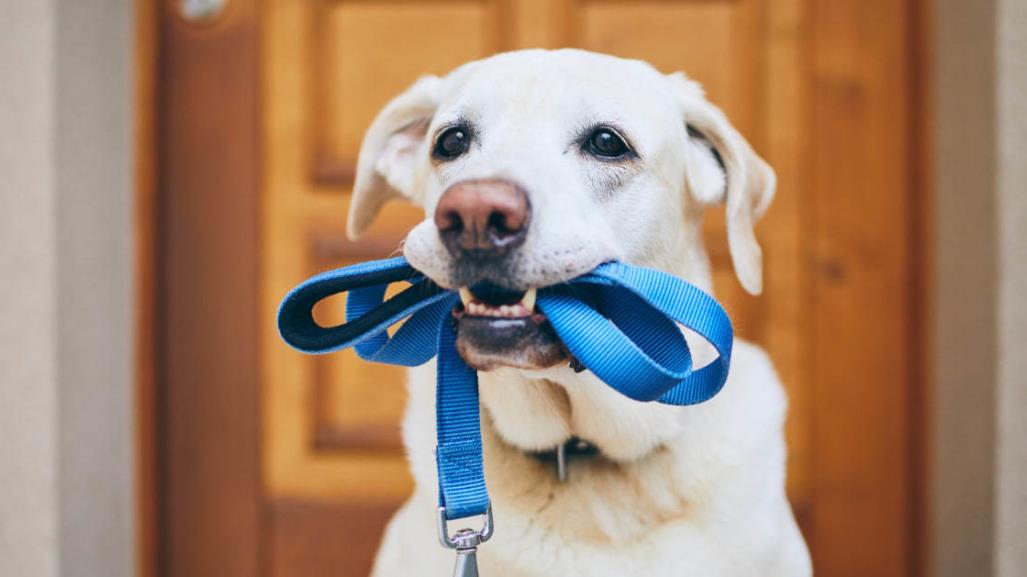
[434, 179, 530, 257]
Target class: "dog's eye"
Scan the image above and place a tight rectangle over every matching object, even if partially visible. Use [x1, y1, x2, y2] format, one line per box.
[585, 128, 631, 159]
[434, 126, 470, 160]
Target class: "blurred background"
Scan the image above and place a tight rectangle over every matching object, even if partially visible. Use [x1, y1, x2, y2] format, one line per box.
[1, 1, 1024, 577]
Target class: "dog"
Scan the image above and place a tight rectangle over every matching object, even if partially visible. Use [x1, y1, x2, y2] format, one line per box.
[347, 49, 811, 577]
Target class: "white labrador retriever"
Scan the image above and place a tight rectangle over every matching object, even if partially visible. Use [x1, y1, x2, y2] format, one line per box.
[348, 49, 811, 577]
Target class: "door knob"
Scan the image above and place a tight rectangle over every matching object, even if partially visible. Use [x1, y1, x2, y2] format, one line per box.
[178, 0, 227, 23]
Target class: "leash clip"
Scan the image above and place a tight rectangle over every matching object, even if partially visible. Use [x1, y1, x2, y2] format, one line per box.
[437, 505, 494, 577]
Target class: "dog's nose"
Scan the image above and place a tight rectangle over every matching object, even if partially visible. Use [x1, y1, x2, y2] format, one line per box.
[434, 179, 530, 257]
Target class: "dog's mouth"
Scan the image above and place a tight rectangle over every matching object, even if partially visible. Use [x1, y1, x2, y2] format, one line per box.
[451, 283, 567, 370]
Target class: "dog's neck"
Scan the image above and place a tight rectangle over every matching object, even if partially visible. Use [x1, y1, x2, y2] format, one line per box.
[527, 436, 600, 482]
[477, 387, 702, 544]
[459, 227, 723, 541]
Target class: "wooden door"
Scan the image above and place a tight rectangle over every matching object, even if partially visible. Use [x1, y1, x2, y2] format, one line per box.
[153, 1, 928, 576]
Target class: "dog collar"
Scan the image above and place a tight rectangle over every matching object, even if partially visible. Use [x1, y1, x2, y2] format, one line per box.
[277, 256, 733, 573]
[531, 437, 600, 483]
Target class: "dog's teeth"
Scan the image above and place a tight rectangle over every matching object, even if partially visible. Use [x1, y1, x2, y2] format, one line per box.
[460, 290, 539, 318]
[522, 288, 537, 311]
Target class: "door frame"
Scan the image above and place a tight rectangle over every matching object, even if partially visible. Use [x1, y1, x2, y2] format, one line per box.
[137, 1, 934, 576]
[138, 1, 265, 576]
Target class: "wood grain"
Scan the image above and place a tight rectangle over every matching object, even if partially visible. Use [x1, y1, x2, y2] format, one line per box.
[270, 499, 401, 577]
[263, 0, 418, 510]
[157, 2, 264, 576]
[808, 0, 919, 575]
[309, 0, 506, 188]
[763, 0, 811, 516]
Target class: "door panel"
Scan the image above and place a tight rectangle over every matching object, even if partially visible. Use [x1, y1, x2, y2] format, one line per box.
[312, 0, 506, 184]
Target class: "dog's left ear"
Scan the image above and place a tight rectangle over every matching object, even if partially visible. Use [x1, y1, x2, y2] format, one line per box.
[348, 75, 442, 239]
[668, 72, 776, 295]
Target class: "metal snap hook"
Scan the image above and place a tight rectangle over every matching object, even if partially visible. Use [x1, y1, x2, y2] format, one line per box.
[437, 506, 494, 577]
[437, 505, 494, 549]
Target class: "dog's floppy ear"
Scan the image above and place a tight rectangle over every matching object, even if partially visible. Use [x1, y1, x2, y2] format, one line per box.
[668, 72, 776, 295]
[348, 75, 442, 239]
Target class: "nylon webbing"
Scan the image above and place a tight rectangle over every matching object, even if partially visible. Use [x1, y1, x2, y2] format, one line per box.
[278, 256, 733, 520]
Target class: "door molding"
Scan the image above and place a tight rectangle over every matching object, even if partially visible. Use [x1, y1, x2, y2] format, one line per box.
[148, 1, 265, 576]
[142, 1, 934, 575]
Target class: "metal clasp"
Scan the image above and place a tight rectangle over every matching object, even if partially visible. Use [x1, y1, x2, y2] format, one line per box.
[437, 506, 494, 577]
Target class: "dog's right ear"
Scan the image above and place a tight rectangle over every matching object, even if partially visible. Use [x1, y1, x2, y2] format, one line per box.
[348, 75, 442, 239]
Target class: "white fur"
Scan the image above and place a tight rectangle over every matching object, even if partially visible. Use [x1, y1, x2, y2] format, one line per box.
[349, 49, 811, 577]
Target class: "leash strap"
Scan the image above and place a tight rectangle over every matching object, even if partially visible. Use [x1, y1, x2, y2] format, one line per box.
[278, 256, 733, 522]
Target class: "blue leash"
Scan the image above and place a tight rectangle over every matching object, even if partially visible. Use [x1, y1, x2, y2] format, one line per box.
[277, 256, 733, 546]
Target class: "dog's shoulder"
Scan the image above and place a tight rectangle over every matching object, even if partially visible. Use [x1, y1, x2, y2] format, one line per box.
[677, 338, 789, 464]
[722, 338, 788, 417]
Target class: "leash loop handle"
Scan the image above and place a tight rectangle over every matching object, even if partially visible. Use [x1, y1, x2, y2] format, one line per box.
[277, 256, 450, 361]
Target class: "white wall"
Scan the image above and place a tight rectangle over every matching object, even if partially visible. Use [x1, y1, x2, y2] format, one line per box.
[934, 0, 1027, 575]
[933, 1, 998, 575]
[0, 1, 134, 576]
[0, 2, 60, 576]
[54, 1, 134, 576]
[995, 0, 1027, 574]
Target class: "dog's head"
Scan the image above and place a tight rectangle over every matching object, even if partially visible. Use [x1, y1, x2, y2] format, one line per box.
[350, 49, 773, 373]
